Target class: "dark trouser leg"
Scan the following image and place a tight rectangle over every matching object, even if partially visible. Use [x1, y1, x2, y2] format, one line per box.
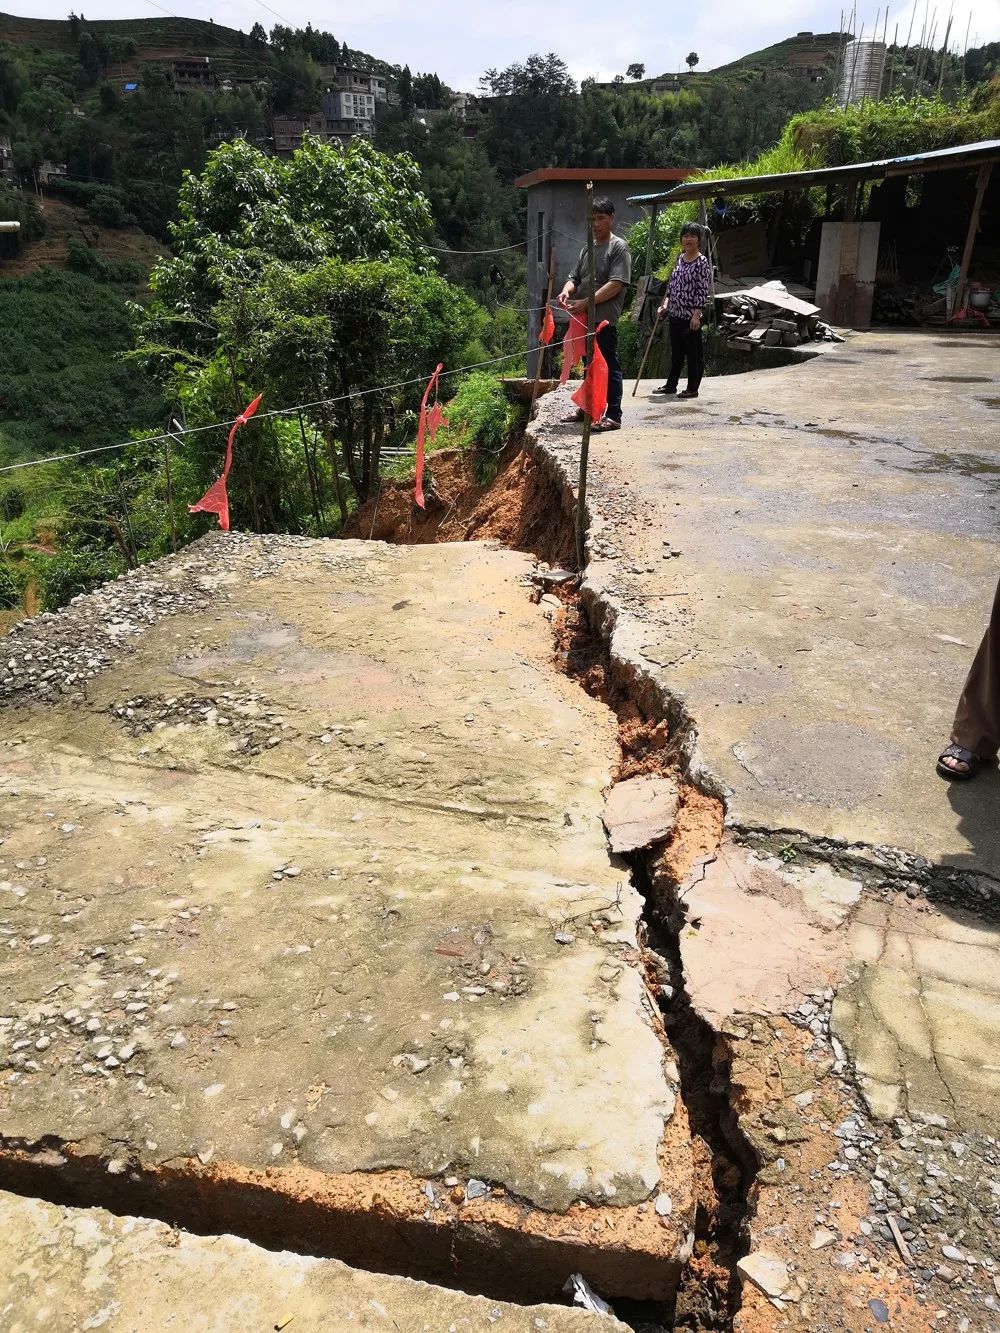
[667, 317, 688, 391]
[597, 323, 623, 421]
[951, 576, 1000, 758]
[686, 325, 705, 393]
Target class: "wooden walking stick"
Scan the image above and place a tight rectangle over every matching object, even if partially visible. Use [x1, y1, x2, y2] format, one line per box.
[529, 247, 555, 419]
[632, 309, 662, 395]
[575, 181, 595, 573]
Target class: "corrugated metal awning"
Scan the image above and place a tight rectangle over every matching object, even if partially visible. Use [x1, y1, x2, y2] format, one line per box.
[626, 139, 1000, 207]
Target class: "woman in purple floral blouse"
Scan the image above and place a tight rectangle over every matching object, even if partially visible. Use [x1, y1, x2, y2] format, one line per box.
[653, 223, 712, 399]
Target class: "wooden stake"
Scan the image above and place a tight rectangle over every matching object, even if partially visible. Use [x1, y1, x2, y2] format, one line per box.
[162, 439, 177, 553]
[575, 182, 595, 573]
[632, 313, 662, 396]
[528, 247, 555, 421]
[954, 161, 992, 315]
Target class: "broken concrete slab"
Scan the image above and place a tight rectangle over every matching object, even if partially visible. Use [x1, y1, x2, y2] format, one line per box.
[832, 897, 1000, 1131]
[0, 534, 692, 1301]
[0, 1188, 627, 1331]
[670, 840, 854, 1025]
[602, 774, 679, 853]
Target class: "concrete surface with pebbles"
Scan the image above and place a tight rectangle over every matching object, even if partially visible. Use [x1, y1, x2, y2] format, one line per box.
[0, 532, 692, 1301]
[0, 1188, 627, 1332]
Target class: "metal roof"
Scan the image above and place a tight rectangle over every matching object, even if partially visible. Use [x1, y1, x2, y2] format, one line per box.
[626, 139, 1000, 207]
[516, 167, 692, 189]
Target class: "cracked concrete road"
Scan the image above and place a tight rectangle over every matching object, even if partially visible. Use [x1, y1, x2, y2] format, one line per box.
[0, 1188, 628, 1332]
[0, 535, 690, 1300]
[535, 330, 1000, 882]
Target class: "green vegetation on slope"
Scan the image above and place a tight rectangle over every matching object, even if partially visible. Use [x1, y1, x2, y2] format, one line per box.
[0, 267, 164, 465]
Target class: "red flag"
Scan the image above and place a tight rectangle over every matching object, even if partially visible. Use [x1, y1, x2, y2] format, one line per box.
[189, 393, 264, 533]
[559, 312, 587, 384]
[415, 364, 443, 510]
[540, 305, 555, 345]
[571, 320, 609, 423]
[427, 400, 447, 444]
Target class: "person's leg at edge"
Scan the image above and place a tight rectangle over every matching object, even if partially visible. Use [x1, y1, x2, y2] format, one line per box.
[666, 316, 687, 392]
[685, 324, 705, 394]
[940, 575, 1000, 776]
[598, 323, 623, 421]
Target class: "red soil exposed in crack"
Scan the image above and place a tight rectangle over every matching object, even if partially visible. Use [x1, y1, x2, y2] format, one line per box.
[345, 446, 575, 569]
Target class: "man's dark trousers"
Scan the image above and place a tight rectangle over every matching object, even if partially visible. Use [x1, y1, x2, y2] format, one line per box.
[666, 316, 704, 394]
[584, 323, 623, 421]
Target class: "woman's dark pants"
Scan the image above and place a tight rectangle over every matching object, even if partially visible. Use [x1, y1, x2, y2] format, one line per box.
[666, 316, 704, 394]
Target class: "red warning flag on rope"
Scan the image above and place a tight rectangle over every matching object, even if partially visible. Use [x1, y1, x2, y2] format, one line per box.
[559, 312, 588, 384]
[540, 305, 555, 346]
[414, 364, 443, 510]
[571, 320, 609, 423]
[188, 393, 263, 533]
[427, 399, 447, 445]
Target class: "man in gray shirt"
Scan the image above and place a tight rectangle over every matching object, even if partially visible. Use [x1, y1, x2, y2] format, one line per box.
[558, 196, 631, 430]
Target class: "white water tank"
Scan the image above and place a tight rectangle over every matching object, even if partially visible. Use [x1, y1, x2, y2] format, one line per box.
[837, 40, 887, 106]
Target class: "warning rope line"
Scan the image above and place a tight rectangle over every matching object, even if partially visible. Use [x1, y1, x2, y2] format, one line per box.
[0, 334, 579, 477]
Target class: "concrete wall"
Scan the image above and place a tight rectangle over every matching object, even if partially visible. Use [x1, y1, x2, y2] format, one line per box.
[524, 179, 662, 374]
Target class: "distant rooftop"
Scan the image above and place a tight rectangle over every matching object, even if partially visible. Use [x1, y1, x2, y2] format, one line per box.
[515, 167, 692, 189]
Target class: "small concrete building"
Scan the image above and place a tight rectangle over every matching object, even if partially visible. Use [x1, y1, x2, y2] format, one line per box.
[516, 167, 692, 370]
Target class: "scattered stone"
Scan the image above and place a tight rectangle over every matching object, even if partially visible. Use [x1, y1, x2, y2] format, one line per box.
[602, 774, 680, 854]
[811, 1227, 837, 1250]
[737, 1252, 796, 1303]
[868, 1298, 890, 1323]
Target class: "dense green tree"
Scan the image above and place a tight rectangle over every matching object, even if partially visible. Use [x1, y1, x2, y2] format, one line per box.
[249, 21, 267, 44]
[0, 53, 28, 114]
[18, 86, 72, 135]
[141, 135, 433, 343]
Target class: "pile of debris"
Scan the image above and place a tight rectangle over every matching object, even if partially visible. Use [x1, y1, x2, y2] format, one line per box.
[717, 280, 845, 348]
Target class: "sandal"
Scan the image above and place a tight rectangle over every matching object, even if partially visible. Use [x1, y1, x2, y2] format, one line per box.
[560, 410, 584, 424]
[936, 744, 980, 781]
[591, 417, 621, 432]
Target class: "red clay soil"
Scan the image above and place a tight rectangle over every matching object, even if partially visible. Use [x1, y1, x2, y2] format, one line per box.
[2, 197, 167, 280]
[345, 447, 576, 569]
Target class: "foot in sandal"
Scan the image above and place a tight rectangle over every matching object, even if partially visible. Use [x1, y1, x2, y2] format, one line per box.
[936, 744, 980, 780]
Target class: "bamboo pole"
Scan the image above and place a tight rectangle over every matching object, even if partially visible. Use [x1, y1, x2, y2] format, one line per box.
[575, 182, 595, 573]
[954, 162, 992, 315]
[936, 10, 953, 91]
[162, 438, 177, 553]
[887, 24, 899, 95]
[528, 247, 555, 420]
[833, 9, 846, 95]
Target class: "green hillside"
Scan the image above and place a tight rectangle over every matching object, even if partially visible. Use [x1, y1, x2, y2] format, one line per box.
[713, 31, 845, 75]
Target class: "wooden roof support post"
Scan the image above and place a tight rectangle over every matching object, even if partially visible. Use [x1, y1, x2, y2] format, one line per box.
[643, 203, 659, 279]
[955, 162, 993, 314]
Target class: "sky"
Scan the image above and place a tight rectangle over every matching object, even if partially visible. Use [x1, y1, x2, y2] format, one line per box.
[3, 0, 998, 91]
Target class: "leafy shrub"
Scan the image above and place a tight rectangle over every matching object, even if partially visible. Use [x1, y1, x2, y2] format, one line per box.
[439, 371, 517, 485]
[67, 240, 143, 284]
[39, 549, 122, 612]
[0, 560, 21, 610]
[0, 486, 25, 521]
[88, 187, 128, 228]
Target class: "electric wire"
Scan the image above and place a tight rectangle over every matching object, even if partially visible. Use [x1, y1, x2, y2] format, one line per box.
[0, 331, 579, 477]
